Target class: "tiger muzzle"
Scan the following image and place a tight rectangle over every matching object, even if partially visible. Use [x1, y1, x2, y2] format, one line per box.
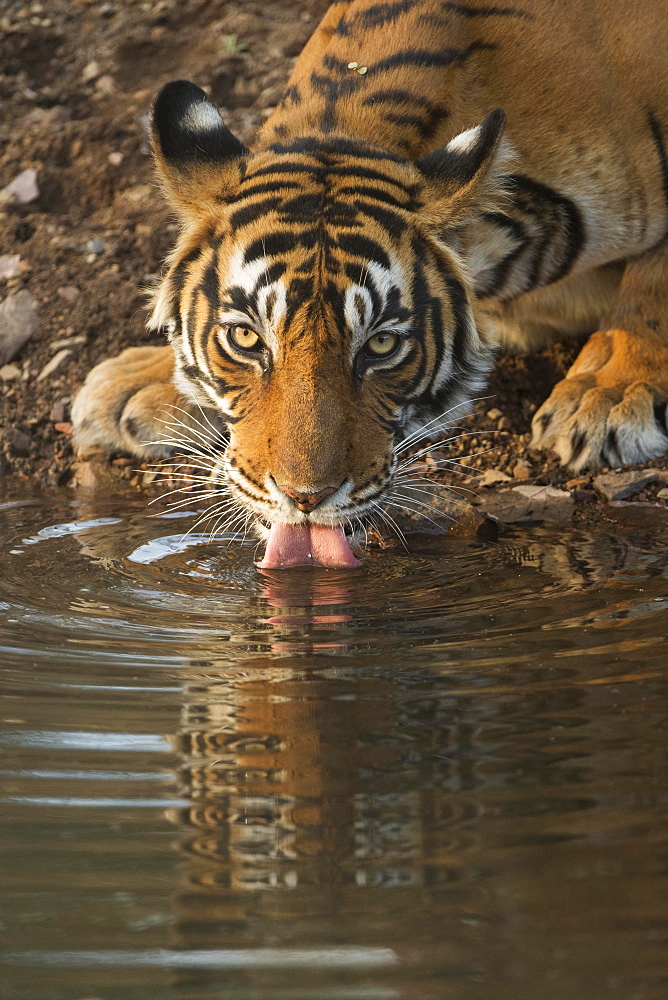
[277, 484, 338, 512]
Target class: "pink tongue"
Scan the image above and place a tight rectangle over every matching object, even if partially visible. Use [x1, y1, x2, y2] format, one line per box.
[257, 522, 362, 569]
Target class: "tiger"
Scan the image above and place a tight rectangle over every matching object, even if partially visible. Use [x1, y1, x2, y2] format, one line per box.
[71, 0, 668, 567]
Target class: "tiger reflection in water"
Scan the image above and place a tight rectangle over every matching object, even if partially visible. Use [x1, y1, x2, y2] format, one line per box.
[72, 514, 667, 993]
[155, 538, 663, 997]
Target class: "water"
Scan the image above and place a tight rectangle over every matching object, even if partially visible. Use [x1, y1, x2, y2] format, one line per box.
[1, 481, 667, 1000]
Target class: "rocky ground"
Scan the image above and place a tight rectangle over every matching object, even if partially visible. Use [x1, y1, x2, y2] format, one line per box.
[2, 0, 668, 532]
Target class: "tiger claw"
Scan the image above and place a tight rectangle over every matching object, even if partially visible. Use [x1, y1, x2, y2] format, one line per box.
[531, 377, 668, 471]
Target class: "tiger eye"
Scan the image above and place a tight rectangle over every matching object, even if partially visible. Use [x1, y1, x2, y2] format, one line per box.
[365, 332, 399, 357]
[228, 325, 261, 352]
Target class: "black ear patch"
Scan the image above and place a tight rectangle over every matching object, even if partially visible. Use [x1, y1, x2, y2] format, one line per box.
[152, 80, 248, 165]
[418, 108, 506, 188]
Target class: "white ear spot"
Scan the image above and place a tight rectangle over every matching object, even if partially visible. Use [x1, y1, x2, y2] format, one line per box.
[179, 101, 222, 135]
[446, 124, 482, 155]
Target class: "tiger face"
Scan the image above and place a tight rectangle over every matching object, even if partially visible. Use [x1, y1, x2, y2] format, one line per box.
[150, 82, 505, 566]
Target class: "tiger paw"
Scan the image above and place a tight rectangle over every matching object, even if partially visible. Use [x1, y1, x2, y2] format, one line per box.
[71, 345, 212, 460]
[531, 375, 668, 471]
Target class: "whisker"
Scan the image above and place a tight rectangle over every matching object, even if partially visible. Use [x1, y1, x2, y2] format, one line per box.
[393, 396, 493, 455]
[161, 403, 227, 443]
[394, 483, 470, 510]
[371, 501, 411, 553]
[154, 416, 220, 453]
[384, 498, 447, 531]
[393, 477, 480, 500]
[390, 489, 460, 523]
[183, 497, 240, 540]
[396, 432, 479, 467]
[149, 490, 230, 514]
[146, 479, 226, 503]
[142, 436, 221, 462]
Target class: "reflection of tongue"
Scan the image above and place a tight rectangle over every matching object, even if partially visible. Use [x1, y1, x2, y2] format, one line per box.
[257, 523, 362, 569]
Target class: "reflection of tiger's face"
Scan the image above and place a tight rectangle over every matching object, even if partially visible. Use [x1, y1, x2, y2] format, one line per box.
[150, 86, 502, 538]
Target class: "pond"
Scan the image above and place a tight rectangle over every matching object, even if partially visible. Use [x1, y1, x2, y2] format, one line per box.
[1, 482, 667, 1000]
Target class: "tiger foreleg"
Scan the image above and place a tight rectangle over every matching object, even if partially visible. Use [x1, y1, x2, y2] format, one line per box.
[71, 345, 222, 460]
[530, 246, 668, 471]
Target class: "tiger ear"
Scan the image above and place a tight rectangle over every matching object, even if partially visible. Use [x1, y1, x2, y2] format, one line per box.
[417, 108, 508, 227]
[151, 80, 248, 218]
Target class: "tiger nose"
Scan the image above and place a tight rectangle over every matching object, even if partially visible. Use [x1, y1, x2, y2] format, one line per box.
[278, 484, 338, 513]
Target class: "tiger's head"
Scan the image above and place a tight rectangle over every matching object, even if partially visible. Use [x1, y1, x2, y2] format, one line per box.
[150, 82, 506, 567]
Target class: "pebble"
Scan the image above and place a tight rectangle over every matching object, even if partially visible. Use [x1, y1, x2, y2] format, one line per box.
[81, 60, 100, 82]
[86, 238, 105, 255]
[512, 459, 532, 480]
[4, 427, 31, 456]
[37, 348, 73, 382]
[0, 254, 21, 280]
[0, 168, 39, 204]
[573, 489, 597, 503]
[95, 75, 115, 93]
[0, 363, 21, 381]
[50, 335, 87, 350]
[0, 289, 39, 365]
[593, 469, 660, 502]
[497, 416, 511, 431]
[50, 397, 70, 423]
[657, 488, 668, 500]
[57, 285, 80, 302]
[486, 408, 503, 421]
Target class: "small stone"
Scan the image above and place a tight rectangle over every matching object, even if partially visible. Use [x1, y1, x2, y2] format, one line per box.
[476, 468, 512, 487]
[81, 59, 100, 82]
[497, 416, 511, 431]
[30, 104, 69, 128]
[86, 238, 105, 255]
[657, 488, 668, 500]
[573, 489, 597, 503]
[14, 222, 34, 243]
[50, 397, 70, 423]
[0, 289, 39, 365]
[512, 459, 532, 480]
[565, 476, 589, 489]
[5, 427, 31, 455]
[37, 348, 73, 382]
[95, 74, 115, 93]
[486, 407, 503, 421]
[0, 363, 21, 381]
[108, 152, 123, 166]
[57, 285, 80, 302]
[50, 335, 87, 350]
[594, 469, 660, 502]
[0, 168, 39, 205]
[54, 421, 73, 434]
[446, 505, 489, 538]
[0, 255, 21, 279]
